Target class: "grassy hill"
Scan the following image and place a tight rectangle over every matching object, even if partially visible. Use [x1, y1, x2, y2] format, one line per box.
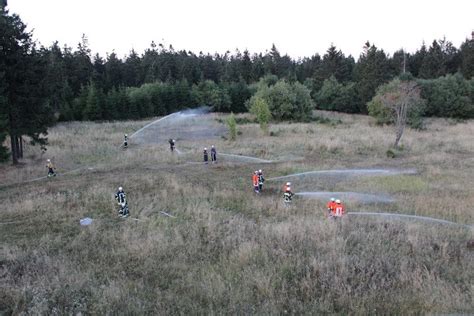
[0, 111, 472, 314]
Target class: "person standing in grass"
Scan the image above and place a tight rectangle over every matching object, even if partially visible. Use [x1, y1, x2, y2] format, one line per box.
[258, 169, 265, 191]
[169, 139, 175, 152]
[115, 186, 129, 218]
[253, 171, 260, 193]
[327, 197, 336, 217]
[123, 134, 128, 148]
[283, 183, 293, 203]
[46, 159, 56, 177]
[203, 147, 209, 164]
[210, 145, 217, 163]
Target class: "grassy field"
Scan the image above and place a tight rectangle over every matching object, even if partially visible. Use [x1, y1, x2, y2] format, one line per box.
[0, 111, 473, 314]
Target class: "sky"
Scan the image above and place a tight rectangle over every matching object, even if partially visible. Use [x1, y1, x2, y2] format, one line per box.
[7, 0, 474, 60]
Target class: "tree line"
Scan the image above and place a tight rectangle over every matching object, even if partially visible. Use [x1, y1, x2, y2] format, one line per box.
[1, 5, 474, 162]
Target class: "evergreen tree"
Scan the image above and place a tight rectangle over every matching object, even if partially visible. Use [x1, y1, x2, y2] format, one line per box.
[83, 82, 103, 120]
[460, 37, 474, 79]
[315, 45, 353, 84]
[241, 50, 253, 83]
[123, 49, 142, 87]
[69, 34, 93, 94]
[419, 40, 446, 79]
[354, 42, 392, 113]
[0, 10, 54, 163]
[105, 52, 123, 91]
[228, 79, 251, 113]
[410, 43, 427, 77]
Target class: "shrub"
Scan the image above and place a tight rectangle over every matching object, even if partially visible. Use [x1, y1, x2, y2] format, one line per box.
[419, 74, 474, 119]
[226, 113, 237, 141]
[248, 79, 313, 121]
[249, 97, 271, 133]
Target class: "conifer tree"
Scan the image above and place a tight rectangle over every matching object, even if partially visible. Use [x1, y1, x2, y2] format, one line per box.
[0, 9, 54, 163]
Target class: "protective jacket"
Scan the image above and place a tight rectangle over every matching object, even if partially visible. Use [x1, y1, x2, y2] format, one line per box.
[115, 191, 126, 204]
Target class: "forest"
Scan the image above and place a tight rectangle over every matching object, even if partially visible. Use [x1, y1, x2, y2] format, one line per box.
[1, 6, 474, 162]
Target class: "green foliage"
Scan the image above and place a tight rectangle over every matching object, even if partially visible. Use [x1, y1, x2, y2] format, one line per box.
[249, 97, 271, 133]
[313, 44, 354, 86]
[83, 82, 104, 121]
[0, 10, 55, 163]
[248, 79, 313, 121]
[191, 80, 231, 112]
[368, 77, 426, 129]
[354, 42, 393, 113]
[316, 76, 359, 113]
[460, 38, 474, 79]
[419, 74, 474, 119]
[227, 79, 252, 113]
[226, 113, 237, 141]
[3, 9, 474, 125]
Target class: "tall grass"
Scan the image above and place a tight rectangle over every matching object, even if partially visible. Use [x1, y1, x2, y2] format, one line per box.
[0, 113, 473, 314]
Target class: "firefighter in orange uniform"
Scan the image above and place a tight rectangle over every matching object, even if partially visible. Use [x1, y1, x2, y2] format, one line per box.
[252, 171, 260, 193]
[327, 197, 336, 217]
[332, 199, 345, 218]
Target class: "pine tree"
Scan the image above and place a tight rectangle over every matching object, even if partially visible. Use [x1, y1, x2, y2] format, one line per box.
[0, 10, 54, 164]
[410, 43, 427, 77]
[354, 42, 392, 113]
[83, 82, 103, 120]
[419, 40, 446, 78]
[105, 52, 123, 91]
[460, 37, 474, 79]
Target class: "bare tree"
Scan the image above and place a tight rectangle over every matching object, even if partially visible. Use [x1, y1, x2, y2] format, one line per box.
[379, 80, 422, 147]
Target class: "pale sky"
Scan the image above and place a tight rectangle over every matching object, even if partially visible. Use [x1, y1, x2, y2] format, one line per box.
[7, 0, 474, 60]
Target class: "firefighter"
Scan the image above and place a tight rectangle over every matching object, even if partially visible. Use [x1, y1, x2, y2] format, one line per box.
[332, 199, 345, 218]
[252, 171, 260, 193]
[115, 186, 129, 218]
[123, 134, 128, 148]
[210, 145, 217, 163]
[169, 139, 175, 152]
[258, 169, 265, 191]
[203, 148, 209, 164]
[46, 159, 56, 177]
[283, 184, 293, 204]
[327, 197, 336, 217]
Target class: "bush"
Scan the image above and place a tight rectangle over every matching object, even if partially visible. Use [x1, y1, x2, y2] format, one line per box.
[248, 79, 313, 121]
[419, 74, 474, 119]
[315, 76, 359, 113]
[226, 113, 237, 141]
[192, 80, 231, 112]
[368, 78, 426, 129]
[249, 97, 271, 133]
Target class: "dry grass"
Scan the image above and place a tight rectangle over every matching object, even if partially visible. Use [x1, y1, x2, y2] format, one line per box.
[0, 113, 473, 314]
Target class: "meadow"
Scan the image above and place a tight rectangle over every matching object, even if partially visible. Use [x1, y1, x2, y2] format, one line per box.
[0, 111, 472, 314]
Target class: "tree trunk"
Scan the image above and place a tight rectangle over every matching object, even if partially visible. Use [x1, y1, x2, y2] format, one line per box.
[15, 135, 21, 159]
[394, 127, 403, 148]
[19, 136, 23, 159]
[10, 134, 18, 164]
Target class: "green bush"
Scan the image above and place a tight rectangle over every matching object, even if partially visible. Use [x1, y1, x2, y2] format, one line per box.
[248, 79, 313, 121]
[226, 113, 237, 141]
[368, 78, 426, 129]
[315, 76, 359, 113]
[249, 97, 271, 133]
[419, 74, 474, 119]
